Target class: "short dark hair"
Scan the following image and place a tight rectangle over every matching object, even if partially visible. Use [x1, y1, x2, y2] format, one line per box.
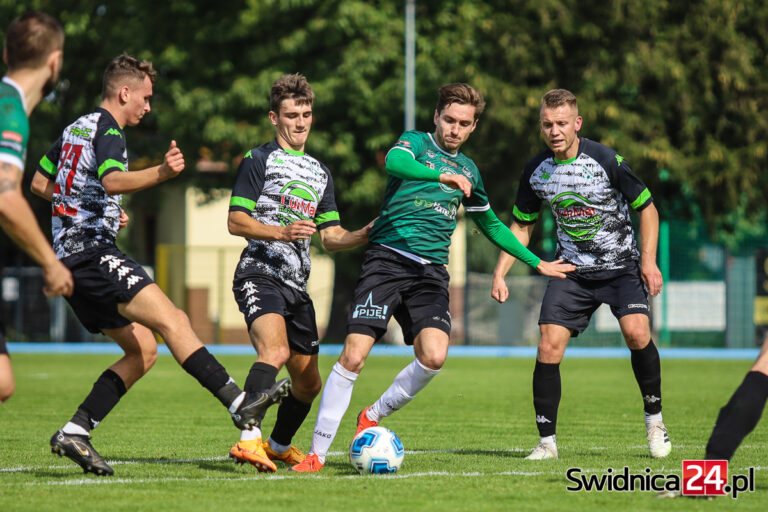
[102, 54, 157, 99]
[541, 89, 578, 110]
[436, 83, 485, 121]
[4, 11, 64, 71]
[270, 73, 314, 113]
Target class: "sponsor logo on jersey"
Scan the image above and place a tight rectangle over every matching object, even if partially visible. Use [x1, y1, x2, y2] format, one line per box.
[396, 140, 411, 148]
[70, 127, 93, 138]
[1, 130, 23, 143]
[104, 128, 122, 138]
[551, 191, 602, 241]
[440, 156, 458, 168]
[413, 197, 459, 220]
[352, 292, 388, 320]
[278, 180, 319, 222]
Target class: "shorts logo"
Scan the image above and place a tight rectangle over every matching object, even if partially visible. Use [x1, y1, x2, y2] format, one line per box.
[100, 254, 143, 289]
[627, 303, 648, 310]
[248, 305, 261, 316]
[242, 282, 262, 317]
[352, 292, 388, 320]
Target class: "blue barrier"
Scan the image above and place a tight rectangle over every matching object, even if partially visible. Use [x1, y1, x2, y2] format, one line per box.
[5, 342, 760, 360]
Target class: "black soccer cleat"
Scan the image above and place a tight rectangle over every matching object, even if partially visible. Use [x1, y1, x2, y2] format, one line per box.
[50, 430, 114, 476]
[230, 377, 291, 430]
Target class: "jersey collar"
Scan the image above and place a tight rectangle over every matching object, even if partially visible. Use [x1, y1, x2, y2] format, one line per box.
[2, 76, 27, 113]
[428, 132, 458, 158]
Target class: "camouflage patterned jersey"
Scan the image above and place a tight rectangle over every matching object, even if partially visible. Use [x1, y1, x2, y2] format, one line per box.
[512, 137, 653, 273]
[229, 140, 341, 291]
[36, 108, 126, 259]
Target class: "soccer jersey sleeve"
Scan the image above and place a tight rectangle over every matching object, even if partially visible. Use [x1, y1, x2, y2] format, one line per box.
[462, 163, 490, 213]
[512, 164, 543, 225]
[93, 121, 126, 180]
[0, 97, 29, 171]
[36, 136, 63, 181]
[605, 154, 653, 211]
[467, 208, 541, 268]
[315, 165, 341, 229]
[229, 149, 266, 214]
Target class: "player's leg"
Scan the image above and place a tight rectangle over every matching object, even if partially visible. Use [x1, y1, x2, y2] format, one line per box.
[362, 327, 446, 433]
[229, 313, 291, 472]
[0, 354, 14, 403]
[705, 335, 768, 460]
[0, 323, 13, 403]
[263, 351, 321, 464]
[291, 333, 376, 472]
[51, 322, 157, 476]
[612, 263, 669, 458]
[118, 283, 286, 430]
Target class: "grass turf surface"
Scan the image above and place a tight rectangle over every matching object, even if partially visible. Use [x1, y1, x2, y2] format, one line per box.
[0, 353, 765, 511]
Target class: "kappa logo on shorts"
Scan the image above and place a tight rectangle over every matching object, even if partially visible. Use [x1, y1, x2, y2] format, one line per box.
[248, 305, 261, 316]
[352, 292, 388, 320]
[100, 254, 125, 272]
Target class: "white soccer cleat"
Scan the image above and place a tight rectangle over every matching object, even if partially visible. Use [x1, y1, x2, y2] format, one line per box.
[647, 422, 671, 458]
[525, 442, 558, 460]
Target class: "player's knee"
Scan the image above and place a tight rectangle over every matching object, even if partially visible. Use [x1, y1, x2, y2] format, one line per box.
[294, 374, 322, 400]
[537, 340, 564, 363]
[158, 307, 191, 337]
[338, 353, 366, 374]
[0, 381, 15, 403]
[623, 330, 650, 349]
[417, 353, 445, 370]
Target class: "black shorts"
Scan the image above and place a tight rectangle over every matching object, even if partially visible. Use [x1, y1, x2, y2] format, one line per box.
[62, 246, 153, 334]
[347, 245, 451, 344]
[233, 274, 319, 355]
[539, 261, 649, 337]
[0, 320, 7, 355]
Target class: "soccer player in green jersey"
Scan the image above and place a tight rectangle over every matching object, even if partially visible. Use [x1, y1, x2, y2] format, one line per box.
[292, 83, 574, 472]
[491, 89, 669, 460]
[0, 12, 72, 403]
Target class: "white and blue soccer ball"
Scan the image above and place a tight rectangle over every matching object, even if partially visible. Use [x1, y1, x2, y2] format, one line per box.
[349, 426, 404, 474]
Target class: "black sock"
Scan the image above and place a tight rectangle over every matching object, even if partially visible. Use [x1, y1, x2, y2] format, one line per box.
[244, 362, 278, 394]
[630, 340, 662, 415]
[70, 369, 127, 432]
[705, 371, 768, 460]
[181, 347, 242, 407]
[269, 392, 312, 446]
[532, 360, 560, 437]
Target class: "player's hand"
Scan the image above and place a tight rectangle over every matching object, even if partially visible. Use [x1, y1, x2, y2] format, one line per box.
[535, 259, 575, 279]
[361, 217, 378, 235]
[118, 209, 130, 230]
[42, 259, 74, 297]
[642, 261, 663, 296]
[439, 173, 472, 197]
[491, 274, 509, 303]
[160, 140, 185, 177]
[279, 220, 317, 241]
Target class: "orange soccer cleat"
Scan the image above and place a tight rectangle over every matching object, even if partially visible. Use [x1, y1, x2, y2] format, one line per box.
[289, 453, 323, 473]
[355, 406, 378, 436]
[229, 438, 277, 472]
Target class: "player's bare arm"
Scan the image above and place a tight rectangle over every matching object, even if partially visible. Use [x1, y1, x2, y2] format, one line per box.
[30, 170, 55, 200]
[0, 162, 73, 297]
[491, 221, 534, 303]
[637, 202, 662, 296]
[118, 209, 130, 230]
[102, 140, 185, 195]
[228, 211, 316, 242]
[319, 219, 375, 252]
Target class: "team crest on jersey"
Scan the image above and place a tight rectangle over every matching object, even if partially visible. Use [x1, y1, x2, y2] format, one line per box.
[551, 191, 602, 241]
[438, 166, 460, 194]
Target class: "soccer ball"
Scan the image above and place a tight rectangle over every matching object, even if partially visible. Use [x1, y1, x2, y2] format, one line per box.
[349, 426, 404, 474]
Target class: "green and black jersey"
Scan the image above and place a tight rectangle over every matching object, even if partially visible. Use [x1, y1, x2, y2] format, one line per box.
[370, 131, 491, 264]
[513, 137, 652, 272]
[0, 77, 28, 172]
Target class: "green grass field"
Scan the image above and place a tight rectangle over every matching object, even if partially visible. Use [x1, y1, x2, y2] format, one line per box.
[1, 353, 765, 511]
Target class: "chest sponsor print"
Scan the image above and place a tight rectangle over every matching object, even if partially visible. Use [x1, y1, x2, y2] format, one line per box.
[551, 191, 602, 241]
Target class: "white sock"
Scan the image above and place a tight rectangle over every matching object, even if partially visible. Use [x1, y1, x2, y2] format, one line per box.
[239, 427, 262, 442]
[269, 437, 291, 454]
[540, 435, 556, 446]
[645, 412, 663, 428]
[62, 422, 90, 437]
[308, 362, 358, 463]
[368, 359, 440, 422]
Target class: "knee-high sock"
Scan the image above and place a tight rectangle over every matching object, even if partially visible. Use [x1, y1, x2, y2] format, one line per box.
[181, 347, 242, 408]
[368, 359, 440, 422]
[533, 360, 560, 438]
[630, 340, 662, 415]
[705, 371, 768, 460]
[66, 369, 127, 434]
[269, 392, 312, 447]
[309, 362, 358, 462]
